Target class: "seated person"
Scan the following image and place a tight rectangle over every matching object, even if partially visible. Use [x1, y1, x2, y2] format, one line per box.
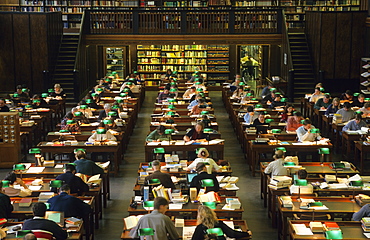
[89, 93, 101, 109]
[280, 104, 294, 123]
[325, 97, 340, 115]
[187, 148, 220, 172]
[31, 94, 49, 109]
[352, 93, 365, 108]
[261, 83, 274, 98]
[13, 84, 30, 103]
[98, 103, 117, 121]
[77, 100, 93, 118]
[183, 86, 197, 99]
[244, 106, 257, 124]
[52, 164, 89, 195]
[61, 118, 80, 132]
[270, 95, 285, 109]
[0, 99, 9, 112]
[199, 115, 211, 128]
[189, 98, 207, 116]
[336, 102, 355, 122]
[309, 87, 325, 103]
[121, 86, 135, 98]
[314, 94, 331, 110]
[353, 203, 370, 221]
[286, 111, 304, 131]
[49, 84, 67, 99]
[342, 114, 367, 131]
[157, 88, 170, 103]
[231, 74, 242, 86]
[296, 119, 323, 142]
[61, 107, 78, 125]
[168, 87, 179, 99]
[341, 89, 354, 101]
[22, 202, 68, 240]
[359, 102, 370, 117]
[104, 117, 122, 132]
[188, 94, 203, 110]
[0, 181, 13, 219]
[191, 205, 251, 240]
[188, 72, 204, 83]
[252, 114, 269, 134]
[190, 163, 219, 193]
[47, 184, 91, 218]
[88, 122, 117, 142]
[144, 160, 175, 189]
[231, 86, 245, 99]
[184, 122, 206, 142]
[164, 69, 173, 80]
[262, 90, 277, 104]
[264, 150, 287, 178]
[289, 169, 313, 194]
[74, 150, 104, 176]
[146, 125, 170, 142]
[3, 171, 31, 197]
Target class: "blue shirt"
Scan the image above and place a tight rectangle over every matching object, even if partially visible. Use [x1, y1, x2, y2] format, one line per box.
[325, 104, 339, 115]
[342, 119, 367, 131]
[353, 204, 370, 221]
[47, 192, 91, 218]
[261, 86, 270, 97]
[188, 99, 198, 110]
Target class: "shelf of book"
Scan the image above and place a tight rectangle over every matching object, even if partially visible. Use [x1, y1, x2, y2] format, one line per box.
[360, 58, 370, 96]
[106, 47, 126, 78]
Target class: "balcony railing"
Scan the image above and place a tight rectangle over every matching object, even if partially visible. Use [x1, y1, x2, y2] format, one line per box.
[84, 8, 283, 34]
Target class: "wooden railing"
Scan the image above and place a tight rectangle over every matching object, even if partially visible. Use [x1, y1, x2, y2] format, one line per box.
[84, 8, 283, 34]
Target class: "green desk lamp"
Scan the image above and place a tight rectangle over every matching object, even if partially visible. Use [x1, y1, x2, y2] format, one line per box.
[154, 147, 165, 161]
[265, 119, 274, 124]
[79, 105, 88, 110]
[148, 179, 161, 185]
[275, 147, 286, 152]
[2, 180, 10, 188]
[138, 228, 155, 239]
[49, 180, 63, 188]
[164, 129, 175, 141]
[29, 148, 42, 166]
[200, 111, 209, 115]
[13, 164, 26, 179]
[206, 228, 224, 237]
[294, 179, 307, 201]
[203, 202, 217, 209]
[42, 93, 49, 98]
[325, 230, 343, 239]
[201, 179, 214, 192]
[48, 89, 54, 93]
[271, 129, 282, 134]
[108, 111, 117, 117]
[318, 148, 330, 164]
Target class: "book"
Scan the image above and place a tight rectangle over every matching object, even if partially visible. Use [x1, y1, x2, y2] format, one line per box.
[19, 198, 32, 207]
[38, 192, 54, 202]
[123, 215, 144, 230]
[280, 196, 293, 208]
[143, 186, 149, 202]
[292, 224, 313, 235]
[324, 222, 340, 231]
[87, 174, 100, 184]
[65, 217, 82, 225]
[309, 222, 324, 233]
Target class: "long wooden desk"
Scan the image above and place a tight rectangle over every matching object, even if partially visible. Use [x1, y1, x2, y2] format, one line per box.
[342, 131, 363, 160]
[150, 122, 219, 131]
[354, 141, 370, 174]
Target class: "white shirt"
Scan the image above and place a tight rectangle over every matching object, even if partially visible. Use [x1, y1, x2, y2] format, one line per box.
[264, 158, 287, 178]
[187, 157, 220, 171]
[88, 130, 117, 142]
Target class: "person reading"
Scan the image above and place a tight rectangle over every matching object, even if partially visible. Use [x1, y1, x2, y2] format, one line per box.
[342, 114, 367, 131]
[0, 181, 13, 219]
[187, 148, 220, 172]
[3, 171, 31, 197]
[325, 97, 340, 115]
[352, 93, 365, 108]
[336, 102, 355, 122]
[280, 104, 294, 122]
[289, 169, 313, 194]
[309, 87, 324, 103]
[52, 164, 89, 195]
[183, 122, 206, 142]
[296, 119, 324, 142]
[73, 150, 104, 176]
[264, 150, 287, 178]
[146, 125, 170, 142]
[252, 114, 269, 134]
[189, 163, 219, 193]
[314, 94, 331, 110]
[243, 106, 257, 124]
[286, 111, 304, 131]
[144, 160, 175, 189]
[359, 102, 370, 117]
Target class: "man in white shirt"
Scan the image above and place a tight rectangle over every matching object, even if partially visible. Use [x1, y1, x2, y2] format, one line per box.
[296, 119, 322, 142]
[264, 150, 287, 178]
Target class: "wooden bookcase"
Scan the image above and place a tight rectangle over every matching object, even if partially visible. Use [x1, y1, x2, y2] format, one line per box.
[0, 112, 21, 168]
[360, 57, 370, 96]
[105, 47, 126, 79]
[136, 44, 230, 86]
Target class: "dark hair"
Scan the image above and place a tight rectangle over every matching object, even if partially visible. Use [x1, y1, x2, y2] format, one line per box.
[0, 181, 2, 189]
[343, 102, 351, 109]
[60, 184, 70, 192]
[293, 111, 302, 117]
[65, 164, 76, 172]
[297, 169, 308, 179]
[32, 202, 47, 217]
[195, 122, 204, 130]
[16, 85, 22, 89]
[152, 160, 160, 167]
[154, 197, 169, 210]
[324, 94, 331, 99]
[191, 86, 196, 89]
[302, 119, 312, 125]
[364, 102, 370, 109]
[157, 125, 166, 134]
[0, 98, 5, 103]
[247, 106, 254, 112]
[274, 150, 284, 159]
[345, 90, 353, 96]
[284, 104, 294, 113]
[4, 171, 16, 184]
[315, 87, 321, 91]
[198, 98, 205, 104]
[355, 114, 363, 121]
[75, 150, 86, 159]
[196, 162, 206, 173]
[359, 94, 365, 99]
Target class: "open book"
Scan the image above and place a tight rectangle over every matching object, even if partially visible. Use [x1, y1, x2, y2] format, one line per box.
[123, 215, 144, 230]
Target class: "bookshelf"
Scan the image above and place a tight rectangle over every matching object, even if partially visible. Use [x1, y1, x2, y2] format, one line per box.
[0, 112, 21, 168]
[136, 44, 230, 86]
[360, 57, 370, 96]
[106, 47, 126, 79]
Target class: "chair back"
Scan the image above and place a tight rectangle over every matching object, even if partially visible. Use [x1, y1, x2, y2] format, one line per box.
[32, 230, 53, 240]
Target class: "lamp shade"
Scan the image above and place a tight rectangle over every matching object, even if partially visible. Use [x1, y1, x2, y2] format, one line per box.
[29, 148, 41, 154]
[356, 111, 363, 115]
[196, 88, 204, 92]
[246, 93, 253, 96]
[116, 99, 123, 103]
[164, 129, 174, 135]
[166, 119, 175, 124]
[310, 128, 320, 134]
[49, 180, 63, 188]
[308, 201, 323, 207]
[25, 105, 32, 109]
[168, 99, 176, 103]
[270, 88, 277, 92]
[42, 93, 49, 98]
[201, 179, 215, 187]
[18, 112, 23, 117]
[365, 98, 370, 101]
[201, 111, 209, 115]
[251, 98, 257, 101]
[108, 111, 117, 117]
[123, 88, 130, 93]
[48, 89, 54, 93]
[170, 82, 176, 86]
[86, 99, 93, 104]
[203, 202, 217, 209]
[206, 228, 224, 237]
[133, 71, 138, 74]
[91, 93, 98, 97]
[166, 111, 176, 116]
[331, 162, 345, 169]
[66, 120, 75, 125]
[148, 179, 161, 185]
[168, 105, 176, 109]
[272, 129, 282, 134]
[120, 93, 128, 97]
[204, 128, 213, 133]
[318, 148, 330, 154]
[22, 88, 27, 92]
[1, 180, 10, 188]
[173, 71, 178, 74]
[59, 129, 69, 133]
[294, 179, 308, 186]
[275, 147, 286, 152]
[79, 105, 88, 110]
[112, 105, 120, 109]
[265, 119, 274, 123]
[74, 148, 86, 153]
[154, 148, 165, 154]
[32, 99, 40, 104]
[126, 82, 133, 85]
[320, 87, 325, 92]
[143, 201, 154, 208]
[13, 93, 19, 98]
[284, 162, 296, 167]
[138, 228, 155, 236]
[96, 88, 103, 92]
[239, 82, 245, 86]
[281, 98, 288, 102]
[275, 92, 282, 96]
[354, 92, 360, 97]
[349, 180, 363, 187]
[103, 119, 113, 124]
[74, 111, 82, 117]
[325, 230, 343, 239]
[96, 128, 107, 134]
[255, 104, 262, 108]
[13, 164, 26, 171]
[16, 230, 33, 238]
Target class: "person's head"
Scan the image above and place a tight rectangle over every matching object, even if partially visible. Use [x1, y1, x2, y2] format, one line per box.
[196, 205, 218, 229]
[236, 86, 243, 92]
[60, 184, 70, 194]
[302, 119, 312, 130]
[65, 164, 76, 174]
[247, 106, 254, 113]
[166, 69, 172, 74]
[364, 102, 370, 110]
[151, 160, 161, 170]
[343, 102, 351, 110]
[104, 103, 112, 112]
[274, 95, 281, 102]
[345, 90, 353, 99]
[23, 233, 37, 240]
[157, 125, 166, 135]
[4, 171, 17, 184]
[314, 87, 321, 93]
[71, 107, 78, 114]
[196, 162, 206, 173]
[198, 98, 206, 105]
[297, 169, 308, 179]
[197, 148, 209, 158]
[195, 122, 204, 133]
[54, 83, 62, 92]
[355, 113, 363, 124]
[75, 150, 86, 160]
[358, 94, 365, 103]
[195, 94, 203, 100]
[273, 150, 284, 159]
[285, 104, 294, 113]
[16, 85, 23, 93]
[235, 74, 241, 81]
[315, 83, 323, 88]
[190, 86, 196, 92]
[0, 99, 5, 107]
[32, 202, 47, 217]
[154, 197, 169, 213]
[258, 114, 265, 123]
[293, 111, 303, 122]
[332, 97, 340, 107]
[163, 88, 169, 94]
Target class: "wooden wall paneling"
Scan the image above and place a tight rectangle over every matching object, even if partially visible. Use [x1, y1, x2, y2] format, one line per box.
[269, 44, 281, 77]
[319, 12, 336, 80]
[30, 14, 48, 93]
[334, 13, 351, 80]
[13, 14, 32, 89]
[313, 13, 322, 78]
[47, 13, 63, 83]
[229, 44, 237, 78]
[129, 44, 137, 73]
[262, 45, 269, 79]
[350, 12, 367, 79]
[0, 14, 15, 92]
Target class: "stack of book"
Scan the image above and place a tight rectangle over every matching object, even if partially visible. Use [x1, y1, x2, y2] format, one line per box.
[309, 222, 324, 233]
[280, 196, 293, 208]
[323, 222, 340, 232]
[268, 176, 292, 190]
[361, 217, 370, 232]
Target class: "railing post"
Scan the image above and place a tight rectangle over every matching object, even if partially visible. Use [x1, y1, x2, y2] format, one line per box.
[181, 10, 187, 34]
[229, 10, 235, 34]
[43, 70, 50, 91]
[277, 9, 283, 34]
[84, 11, 90, 34]
[318, 70, 325, 84]
[133, 10, 139, 34]
[288, 69, 294, 101]
[73, 69, 80, 102]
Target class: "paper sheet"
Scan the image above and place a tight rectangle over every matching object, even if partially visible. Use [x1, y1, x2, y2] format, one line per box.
[27, 167, 45, 173]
